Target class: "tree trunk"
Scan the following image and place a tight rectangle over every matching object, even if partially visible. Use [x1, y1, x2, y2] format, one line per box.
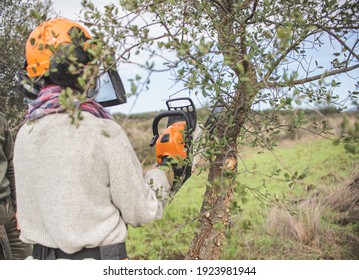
[186, 84, 255, 260]
[185, 147, 238, 260]
[185, 0, 259, 260]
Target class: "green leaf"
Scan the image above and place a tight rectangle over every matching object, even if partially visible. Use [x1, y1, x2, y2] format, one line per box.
[101, 130, 111, 138]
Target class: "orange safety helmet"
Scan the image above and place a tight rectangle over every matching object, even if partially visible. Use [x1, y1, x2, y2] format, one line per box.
[25, 17, 92, 78]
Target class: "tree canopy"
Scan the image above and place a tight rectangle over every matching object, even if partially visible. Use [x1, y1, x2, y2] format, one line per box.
[1, 0, 357, 259]
[79, 0, 358, 259]
[0, 0, 53, 126]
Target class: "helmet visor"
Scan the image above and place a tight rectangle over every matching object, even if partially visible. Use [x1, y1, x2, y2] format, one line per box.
[92, 68, 127, 107]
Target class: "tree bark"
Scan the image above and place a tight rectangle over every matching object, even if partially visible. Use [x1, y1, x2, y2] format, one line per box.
[185, 135, 238, 259]
[186, 0, 259, 260]
[186, 79, 256, 259]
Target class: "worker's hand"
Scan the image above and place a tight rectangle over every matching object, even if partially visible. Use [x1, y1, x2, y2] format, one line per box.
[164, 168, 174, 186]
[160, 157, 175, 186]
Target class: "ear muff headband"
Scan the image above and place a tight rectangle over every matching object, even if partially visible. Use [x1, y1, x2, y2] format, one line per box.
[48, 26, 91, 87]
[49, 44, 90, 87]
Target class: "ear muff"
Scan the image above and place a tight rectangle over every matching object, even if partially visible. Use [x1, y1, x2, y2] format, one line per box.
[48, 26, 91, 87]
[14, 61, 43, 99]
[48, 44, 90, 87]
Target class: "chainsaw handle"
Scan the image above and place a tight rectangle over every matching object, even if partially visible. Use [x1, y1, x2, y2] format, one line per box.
[150, 110, 191, 147]
[165, 97, 196, 129]
[151, 110, 190, 138]
[165, 97, 195, 110]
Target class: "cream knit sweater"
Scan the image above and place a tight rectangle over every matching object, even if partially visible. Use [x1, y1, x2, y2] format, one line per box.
[14, 112, 170, 254]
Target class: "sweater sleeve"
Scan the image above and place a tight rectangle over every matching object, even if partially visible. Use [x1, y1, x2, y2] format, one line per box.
[105, 123, 171, 227]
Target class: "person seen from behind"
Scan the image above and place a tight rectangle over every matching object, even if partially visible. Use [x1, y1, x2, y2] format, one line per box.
[13, 18, 173, 260]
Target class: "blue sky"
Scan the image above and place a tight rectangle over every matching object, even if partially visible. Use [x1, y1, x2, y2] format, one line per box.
[52, 0, 203, 115]
[52, 0, 358, 114]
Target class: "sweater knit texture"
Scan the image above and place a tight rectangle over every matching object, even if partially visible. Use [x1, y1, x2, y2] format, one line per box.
[14, 112, 170, 254]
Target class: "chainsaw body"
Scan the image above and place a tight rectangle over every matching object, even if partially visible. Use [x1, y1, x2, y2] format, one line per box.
[154, 120, 187, 165]
[150, 98, 197, 195]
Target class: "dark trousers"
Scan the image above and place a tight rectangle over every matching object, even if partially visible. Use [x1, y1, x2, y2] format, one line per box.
[33, 243, 128, 260]
[0, 198, 32, 260]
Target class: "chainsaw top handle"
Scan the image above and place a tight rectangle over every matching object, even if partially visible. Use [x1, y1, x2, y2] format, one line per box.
[150, 110, 191, 147]
[165, 97, 197, 129]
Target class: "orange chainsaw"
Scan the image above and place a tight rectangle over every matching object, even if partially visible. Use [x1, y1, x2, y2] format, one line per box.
[150, 98, 197, 196]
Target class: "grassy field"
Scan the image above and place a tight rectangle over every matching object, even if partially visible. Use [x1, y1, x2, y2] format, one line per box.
[118, 111, 359, 259]
[119, 110, 359, 260]
[222, 139, 359, 259]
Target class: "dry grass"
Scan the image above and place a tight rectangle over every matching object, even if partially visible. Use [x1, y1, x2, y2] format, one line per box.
[267, 198, 321, 245]
[265, 169, 359, 259]
[325, 170, 359, 221]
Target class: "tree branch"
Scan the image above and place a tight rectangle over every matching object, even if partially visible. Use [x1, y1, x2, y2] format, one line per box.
[209, 0, 230, 14]
[261, 63, 359, 88]
[315, 24, 359, 61]
[263, 31, 312, 84]
[244, 0, 258, 23]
